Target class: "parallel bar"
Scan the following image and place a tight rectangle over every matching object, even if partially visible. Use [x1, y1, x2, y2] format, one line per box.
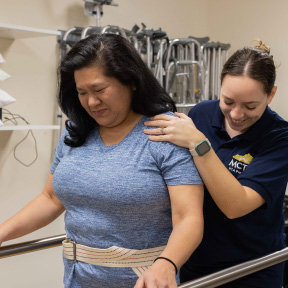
[0, 234, 287, 288]
[0, 234, 66, 259]
[178, 247, 288, 288]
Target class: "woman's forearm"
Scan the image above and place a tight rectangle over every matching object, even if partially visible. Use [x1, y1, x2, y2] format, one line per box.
[0, 174, 65, 244]
[157, 184, 204, 270]
[160, 215, 203, 270]
[0, 194, 64, 243]
[134, 213, 204, 288]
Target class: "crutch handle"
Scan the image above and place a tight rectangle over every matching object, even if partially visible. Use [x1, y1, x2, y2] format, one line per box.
[188, 36, 210, 46]
[173, 38, 197, 45]
[131, 24, 140, 33]
[203, 42, 219, 49]
[137, 29, 166, 40]
[217, 42, 231, 51]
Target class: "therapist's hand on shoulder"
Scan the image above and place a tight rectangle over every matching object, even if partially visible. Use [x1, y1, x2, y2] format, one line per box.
[134, 260, 177, 288]
[144, 112, 205, 151]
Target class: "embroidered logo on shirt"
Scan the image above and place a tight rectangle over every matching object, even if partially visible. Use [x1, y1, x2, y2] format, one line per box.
[233, 153, 253, 164]
[228, 153, 254, 174]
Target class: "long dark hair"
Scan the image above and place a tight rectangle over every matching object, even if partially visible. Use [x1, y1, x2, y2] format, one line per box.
[58, 33, 176, 147]
[221, 40, 276, 95]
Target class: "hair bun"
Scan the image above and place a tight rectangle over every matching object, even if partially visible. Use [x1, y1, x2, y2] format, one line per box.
[253, 39, 270, 54]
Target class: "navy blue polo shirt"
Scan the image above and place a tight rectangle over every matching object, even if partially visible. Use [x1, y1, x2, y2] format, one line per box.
[184, 100, 288, 287]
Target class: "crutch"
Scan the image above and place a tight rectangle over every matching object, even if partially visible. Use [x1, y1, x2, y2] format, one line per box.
[216, 42, 231, 98]
[203, 42, 219, 100]
[154, 38, 169, 87]
[136, 24, 167, 71]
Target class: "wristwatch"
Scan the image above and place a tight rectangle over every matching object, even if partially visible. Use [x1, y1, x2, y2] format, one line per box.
[189, 139, 211, 157]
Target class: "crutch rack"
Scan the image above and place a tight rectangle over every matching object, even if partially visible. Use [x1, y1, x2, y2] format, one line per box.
[56, 1, 230, 118]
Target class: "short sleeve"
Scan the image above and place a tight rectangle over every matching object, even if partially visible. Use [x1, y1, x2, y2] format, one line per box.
[50, 129, 69, 174]
[149, 141, 203, 186]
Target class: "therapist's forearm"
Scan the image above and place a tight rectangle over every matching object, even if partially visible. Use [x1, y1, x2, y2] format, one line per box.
[193, 148, 263, 218]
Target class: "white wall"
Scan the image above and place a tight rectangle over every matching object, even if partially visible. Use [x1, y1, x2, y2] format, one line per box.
[206, 0, 288, 121]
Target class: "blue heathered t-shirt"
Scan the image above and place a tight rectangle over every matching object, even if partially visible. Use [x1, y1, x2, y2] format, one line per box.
[51, 114, 203, 288]
[182, 100, 288, 288]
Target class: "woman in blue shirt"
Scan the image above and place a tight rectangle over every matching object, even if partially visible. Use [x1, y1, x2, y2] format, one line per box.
[0, 34, 204, 288]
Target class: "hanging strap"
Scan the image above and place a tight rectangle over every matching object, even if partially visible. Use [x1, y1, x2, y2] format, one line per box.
[62, 238, 166, 277]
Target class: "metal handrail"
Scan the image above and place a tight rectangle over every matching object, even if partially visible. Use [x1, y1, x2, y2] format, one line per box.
[0, 234, 66, 259]
[178, 247, 288, 287]
[0, 234, 287, 287]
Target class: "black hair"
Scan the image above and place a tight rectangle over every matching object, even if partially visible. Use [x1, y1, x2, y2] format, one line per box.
[221, 40, 276, 95]
[58, 33, 176, 147]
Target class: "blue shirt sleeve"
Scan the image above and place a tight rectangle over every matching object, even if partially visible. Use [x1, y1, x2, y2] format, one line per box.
[50, 128, 69, 174]
[148, 140, 203, 186]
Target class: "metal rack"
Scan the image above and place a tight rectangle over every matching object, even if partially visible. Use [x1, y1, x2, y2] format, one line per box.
[57, 0, 230, 117]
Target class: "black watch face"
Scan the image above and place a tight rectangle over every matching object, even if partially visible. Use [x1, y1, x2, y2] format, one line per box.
[196, 141, 210, 155]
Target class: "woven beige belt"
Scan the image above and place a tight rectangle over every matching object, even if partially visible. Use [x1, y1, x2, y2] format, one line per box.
[62, 238, 166, 277]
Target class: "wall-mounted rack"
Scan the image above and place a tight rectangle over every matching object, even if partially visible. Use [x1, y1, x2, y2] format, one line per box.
[0, 125, 60, 131]
[0, 23, 61, 39]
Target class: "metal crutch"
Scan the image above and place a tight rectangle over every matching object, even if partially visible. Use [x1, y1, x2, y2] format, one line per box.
[154, 38, 169, 87]
[136, 24, 167, 71]
[203, 42, 219, 100]
[216, 42, 231, 98]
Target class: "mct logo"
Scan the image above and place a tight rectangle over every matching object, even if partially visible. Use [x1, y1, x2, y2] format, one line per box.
[228, 153, 254, 175]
